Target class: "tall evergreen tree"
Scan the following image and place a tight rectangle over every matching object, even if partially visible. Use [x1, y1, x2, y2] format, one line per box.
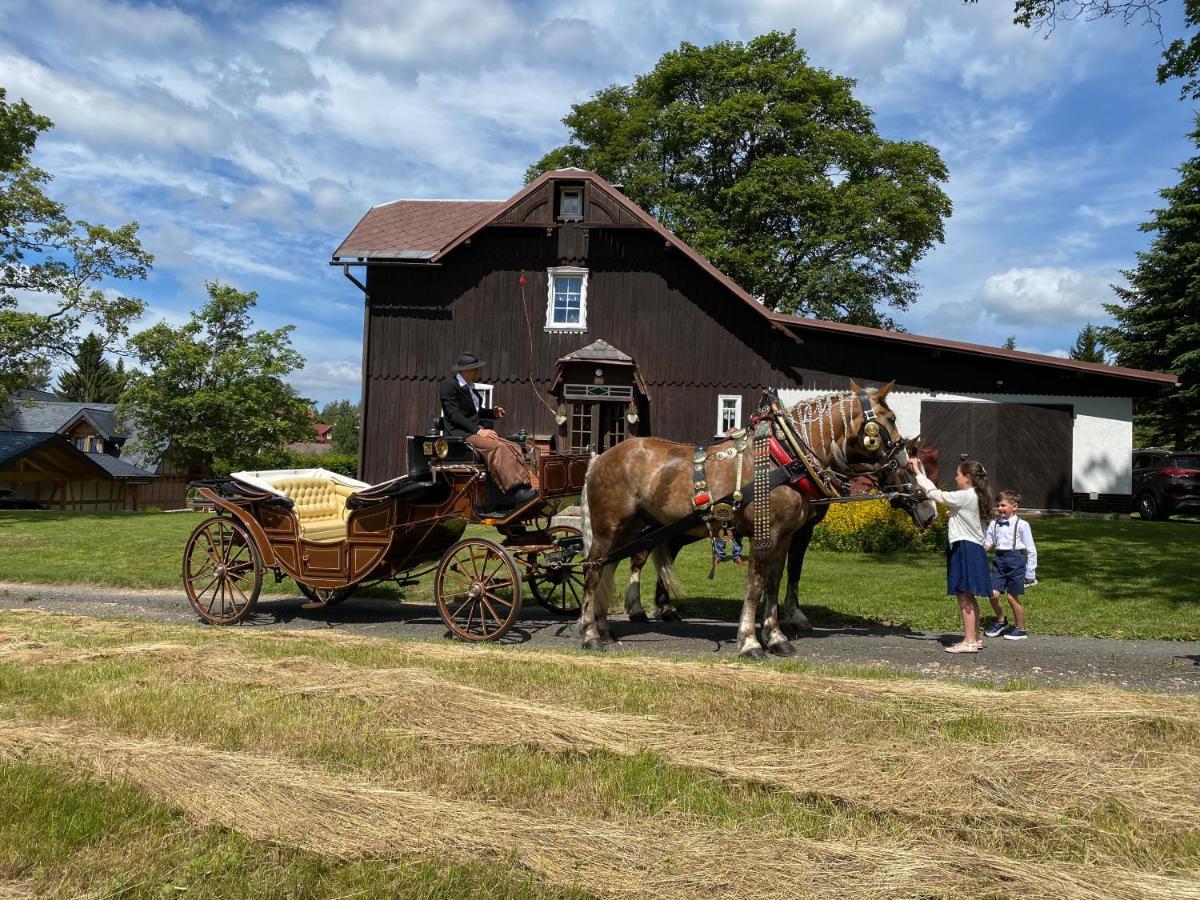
[1102, 115, 1200, 449]
[1069, 323, 1108, 363]
[1001, 335, 1017, 350]
[55, 332, 125, 402]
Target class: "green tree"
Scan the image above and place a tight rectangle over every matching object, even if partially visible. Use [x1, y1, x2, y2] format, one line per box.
[1101, 115, 1200, 448]
[55, 331, 126, 402]
[320, 399, 360, 456]
[527, 32, 952, 328]
[1069, 322, 1108, 362]
[982, 1, 1200, 100]
[0, 88, 151, 406]
[1002, 335, 1018, 350]
[120, 282, 312, 474]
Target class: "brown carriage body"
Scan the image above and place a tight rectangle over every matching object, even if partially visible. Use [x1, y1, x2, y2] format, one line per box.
[182, 439, 589, 637]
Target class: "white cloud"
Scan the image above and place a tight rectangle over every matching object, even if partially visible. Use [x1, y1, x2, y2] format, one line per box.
[976, 266, 1112, 326]
[290, 359, 362, 400]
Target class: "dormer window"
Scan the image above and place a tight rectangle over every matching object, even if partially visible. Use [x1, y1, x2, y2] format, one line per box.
[545, 266, 588, 332]
[557, 186, 583, 222]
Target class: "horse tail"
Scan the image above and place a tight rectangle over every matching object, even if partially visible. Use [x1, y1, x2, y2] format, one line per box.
[650, 544, 685, 602]
[581, 451, 598, 557]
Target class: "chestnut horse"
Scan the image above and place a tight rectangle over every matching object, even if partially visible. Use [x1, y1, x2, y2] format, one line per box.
[621, 436, 931, 636]
[578, 383, 937, 658]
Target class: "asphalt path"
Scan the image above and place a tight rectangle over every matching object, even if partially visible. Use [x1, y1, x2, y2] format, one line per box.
[2, 580, 1198, 694]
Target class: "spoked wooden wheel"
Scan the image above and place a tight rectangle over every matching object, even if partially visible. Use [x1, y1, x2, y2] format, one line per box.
[526, 525, 585, 615]
[435, 538, 522, 642]
[297, 583, 355, 606]
[182, 516, 262, 624]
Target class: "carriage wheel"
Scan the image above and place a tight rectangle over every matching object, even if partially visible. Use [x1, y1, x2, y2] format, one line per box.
[297, 583, 355, 606]
[435, 538, 522, 642]
[182, 516, 262, 625]
[526, 525, 585, 616]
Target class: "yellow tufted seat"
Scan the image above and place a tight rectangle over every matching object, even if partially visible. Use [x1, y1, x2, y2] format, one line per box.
[231, 469, 369, 543]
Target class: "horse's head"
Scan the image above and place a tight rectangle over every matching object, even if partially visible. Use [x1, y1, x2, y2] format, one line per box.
[842, 379, 904, 467]
[884, 436, 938, 529]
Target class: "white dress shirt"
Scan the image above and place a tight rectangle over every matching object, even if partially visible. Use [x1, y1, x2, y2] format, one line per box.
[984, 516, 1038, 576]
[914, 472, 985, 545]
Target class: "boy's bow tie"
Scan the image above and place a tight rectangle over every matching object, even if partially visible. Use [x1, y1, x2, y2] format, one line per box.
[997, 519, 1010, 526]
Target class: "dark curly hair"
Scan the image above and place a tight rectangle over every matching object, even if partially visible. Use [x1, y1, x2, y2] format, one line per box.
[958, 459, 993, 523]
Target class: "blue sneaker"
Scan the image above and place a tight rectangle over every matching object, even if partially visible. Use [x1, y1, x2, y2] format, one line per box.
[1003, 627, 1028, 641]
[984, 620, 1010, 639]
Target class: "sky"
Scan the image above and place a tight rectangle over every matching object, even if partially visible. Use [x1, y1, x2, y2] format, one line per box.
[3, 0, 1198, 405]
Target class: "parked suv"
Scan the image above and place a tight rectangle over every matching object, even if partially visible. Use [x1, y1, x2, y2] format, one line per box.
[1132, 449, 1200, 520]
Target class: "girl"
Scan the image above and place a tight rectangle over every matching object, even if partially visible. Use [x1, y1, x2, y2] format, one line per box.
[906, 457, 994, 654]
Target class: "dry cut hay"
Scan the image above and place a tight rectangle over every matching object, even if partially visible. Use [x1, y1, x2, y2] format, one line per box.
[4, 635, 1199, 846]
[2, 718, 1198, 900]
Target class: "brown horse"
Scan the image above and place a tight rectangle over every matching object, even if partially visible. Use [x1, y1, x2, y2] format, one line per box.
[578, 383, 937, 658]
[622, 436, 932, 635]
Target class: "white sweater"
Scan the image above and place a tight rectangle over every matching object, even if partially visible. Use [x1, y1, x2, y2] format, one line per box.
[915, 472, 985, 546]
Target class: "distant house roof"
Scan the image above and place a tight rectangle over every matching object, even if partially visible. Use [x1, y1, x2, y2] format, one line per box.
[0, 431, 119, 480]
[2, 400, 124, 439]
[313, 422, 333, 439]
[13, 388, 59, 402]
[89, 452, 156, 480]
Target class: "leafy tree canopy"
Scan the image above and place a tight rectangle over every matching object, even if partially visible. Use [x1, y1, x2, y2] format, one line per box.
[1069, 322, 1108, 363]
[527, 32, 952, 328]
[1101, 114, 1200, 448]
[55, 331, 126, 403]
[0, 87, 151, 406]
[986, 1, 1200, 99]
[319, 399, 361, 456]
[120, 282, 312, 474]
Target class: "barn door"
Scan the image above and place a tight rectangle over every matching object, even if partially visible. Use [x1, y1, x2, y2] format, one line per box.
[920, 401, 1073, 510]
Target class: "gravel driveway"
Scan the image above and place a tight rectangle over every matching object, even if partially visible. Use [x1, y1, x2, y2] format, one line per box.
[2, 580, 1198, 693]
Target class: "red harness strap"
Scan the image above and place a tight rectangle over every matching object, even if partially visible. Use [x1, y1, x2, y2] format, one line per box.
[768, 436, 825, 498]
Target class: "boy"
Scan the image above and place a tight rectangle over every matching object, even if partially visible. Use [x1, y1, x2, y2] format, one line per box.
[983, 490, 1038, 640]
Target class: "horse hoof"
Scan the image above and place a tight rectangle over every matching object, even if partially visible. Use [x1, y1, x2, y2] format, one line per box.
[658, 609, 682, 623]
[582, 639, 607, 652]
[740, 647, 766, 661]
[769, 640, 797, 658]
[627, 610, 649, 624]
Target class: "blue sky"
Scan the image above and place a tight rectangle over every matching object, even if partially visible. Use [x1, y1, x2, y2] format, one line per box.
[3, 0, 1197, 404]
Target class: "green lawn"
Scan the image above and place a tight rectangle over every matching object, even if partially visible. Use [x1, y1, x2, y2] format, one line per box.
[1, 510, 1198, 639]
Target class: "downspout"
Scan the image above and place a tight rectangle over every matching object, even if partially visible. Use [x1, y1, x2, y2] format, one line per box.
[342, 264, 370, 480]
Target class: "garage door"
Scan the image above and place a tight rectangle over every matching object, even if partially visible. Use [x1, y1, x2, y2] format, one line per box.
[920, 402, 1073, 510]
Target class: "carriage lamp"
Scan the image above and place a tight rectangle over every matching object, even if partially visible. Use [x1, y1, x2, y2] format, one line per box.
[434, 438, 449, 459]
[554, 404, 568, 426]
[625, 402, 639, 425]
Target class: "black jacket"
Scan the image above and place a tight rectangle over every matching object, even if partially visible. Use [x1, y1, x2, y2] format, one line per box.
[439, 376, 496, 437]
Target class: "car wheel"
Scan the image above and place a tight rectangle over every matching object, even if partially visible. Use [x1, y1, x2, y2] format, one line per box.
[1136, 492, 1160, 521]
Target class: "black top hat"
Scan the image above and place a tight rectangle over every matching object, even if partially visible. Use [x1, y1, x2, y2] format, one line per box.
[452, 352, 485, 372]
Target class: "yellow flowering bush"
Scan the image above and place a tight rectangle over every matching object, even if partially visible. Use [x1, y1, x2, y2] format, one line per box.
[810, 501, 948, 553]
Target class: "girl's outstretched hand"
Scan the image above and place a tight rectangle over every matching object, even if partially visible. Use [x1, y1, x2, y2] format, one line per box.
[906, 458, 922, 474]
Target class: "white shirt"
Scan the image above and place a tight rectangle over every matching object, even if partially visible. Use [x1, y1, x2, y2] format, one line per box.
[914, 472, 985, 546]
[984, 516, 1038, 576]
[455, 372, 480, 411]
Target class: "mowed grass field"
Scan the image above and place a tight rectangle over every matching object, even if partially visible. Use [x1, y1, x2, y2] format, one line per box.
[1, 510, 1198, 639]
[1, 609, 1199, 898]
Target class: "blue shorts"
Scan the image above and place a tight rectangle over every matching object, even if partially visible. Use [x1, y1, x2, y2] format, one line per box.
[991, 549, 1027, 597]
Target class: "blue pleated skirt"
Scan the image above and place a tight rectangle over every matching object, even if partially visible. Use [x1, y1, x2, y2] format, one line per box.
[946, 540, 991, 597]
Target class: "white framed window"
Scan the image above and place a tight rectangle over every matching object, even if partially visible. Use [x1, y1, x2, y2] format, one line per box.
[545, 266, 588, 332]
[473, 382, 494, 409]
[558, 187, 583, 221]
[717, 394, 742, 434]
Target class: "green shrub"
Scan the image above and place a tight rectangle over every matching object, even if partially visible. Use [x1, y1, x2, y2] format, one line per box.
[811, 501, 948, 553]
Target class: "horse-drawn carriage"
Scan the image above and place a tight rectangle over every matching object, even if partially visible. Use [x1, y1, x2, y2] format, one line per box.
[182, 427, 589, 641]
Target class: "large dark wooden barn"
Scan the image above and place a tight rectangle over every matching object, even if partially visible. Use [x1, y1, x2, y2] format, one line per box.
[334, 169, 1175, 511]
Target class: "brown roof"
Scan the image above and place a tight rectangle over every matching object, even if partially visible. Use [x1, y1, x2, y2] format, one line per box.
[770, 313, 1179, 387]
[334, 199, 503, 260]
[334, 170, 1177, 391]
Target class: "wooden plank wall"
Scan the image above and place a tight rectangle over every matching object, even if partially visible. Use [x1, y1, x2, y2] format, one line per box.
[360, 226, 811, 481]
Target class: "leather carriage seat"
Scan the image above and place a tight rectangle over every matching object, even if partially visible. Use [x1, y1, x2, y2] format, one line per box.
[231, 469, 369, 543]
